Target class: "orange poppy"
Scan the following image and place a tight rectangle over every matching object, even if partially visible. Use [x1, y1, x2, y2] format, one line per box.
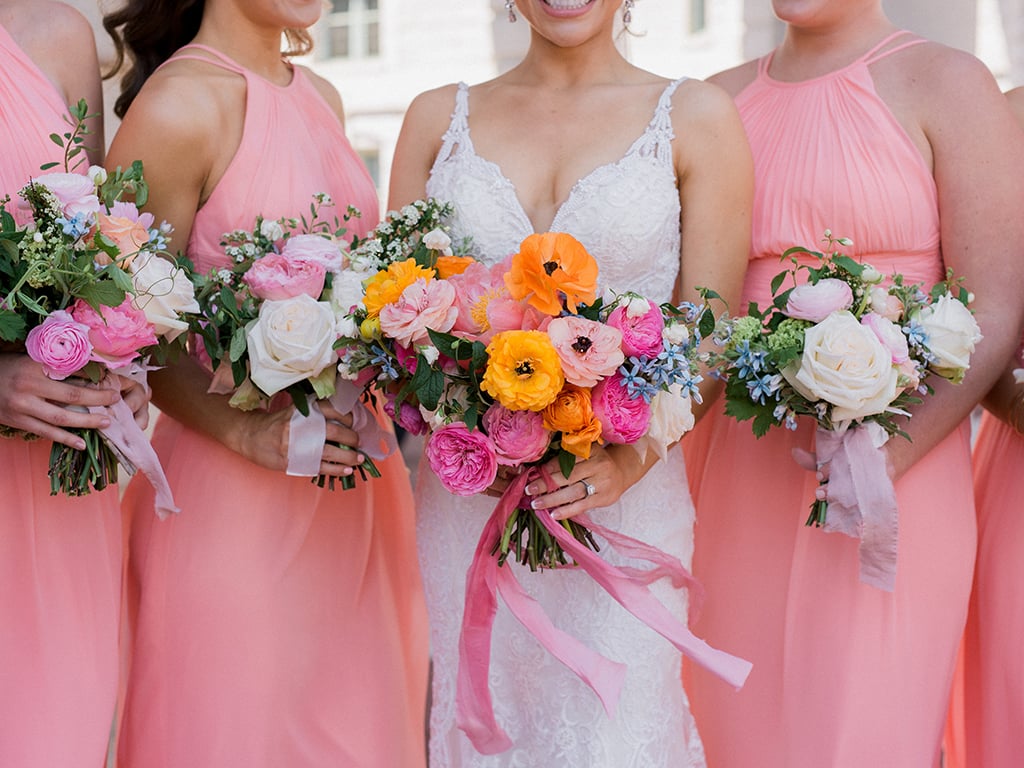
[504, 232, 598, 315]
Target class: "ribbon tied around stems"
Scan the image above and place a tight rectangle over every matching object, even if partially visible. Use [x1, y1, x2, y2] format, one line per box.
[793, 421, 898, 591]
[456, 467, 753, 755]
[285, 377, 397, 476]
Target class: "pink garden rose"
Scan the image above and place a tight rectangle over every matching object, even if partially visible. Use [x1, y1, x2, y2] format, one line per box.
[547, 315, 625, 387]
[591, 373, 652, 444]
[35, 172, 100, 219]
[97, 201, 155, 263]
[24, 310, 93, 380]
[378, 278, 458, 348]
[244, 252, 327, 301]
[281, 234, 344, 272]
[70, 298, 157, 368]
[868, 285, 904, 322]
[606, 299, 664, 358]
[785, 278, 854, 323]
[425, 423, 498, 496]
[861, 312, 910, 364]
[384, 393, 428, 436]
[481, 404, 551, 466]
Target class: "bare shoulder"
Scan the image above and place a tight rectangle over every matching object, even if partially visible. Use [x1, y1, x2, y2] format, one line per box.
[1, 1, 96, 69]
[886, 41, 1001, 109]
[1007, 86, 1024, 127]
[297, 65, 345, 125]
[403, 83, 461, 136]
[706, 59, 759, 99]
[671, 77, 746, 137]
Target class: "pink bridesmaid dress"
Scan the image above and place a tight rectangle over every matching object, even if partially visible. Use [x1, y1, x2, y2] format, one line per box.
[117, 46, 429, 768]
[962, 343, 1024, 767]
[687, 32, 975, 767]
[0, 23, 122, 766]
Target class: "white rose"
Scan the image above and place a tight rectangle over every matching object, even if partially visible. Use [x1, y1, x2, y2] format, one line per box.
[868, 285, 904, 321]
[422, 228, 451, 252]
[130, 253, 200, 341]
[329, 268, 368, 316]
[782, 311, 899, 422]
[662, 320, 689, 346]
[644, 383, 696, 461]
[917, 294, 982, 381]
[335, 314, 359, 340]
[259, 218, 284, 242]
[625, 295, 652, 318]
[246, 294, 337, 395]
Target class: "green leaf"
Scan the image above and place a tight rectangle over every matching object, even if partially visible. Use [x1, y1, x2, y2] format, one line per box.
[288, 387, 311, 416]
[38, 161, 59, 171]
[558, 449, 576, 479]
[0, 238, 19, 261]
[228, 326, 247, 363]
[0, 310, 26, 342]
[76, 280, 126, 311]
[831, 254, 864, 276]
[416, 367, 445, 412]
[770, 271, 788, 297]
[464, 403, 479, 432]
[49, 133, 64, 148]
[427, 328, 459, 359]
[751, 410, 776, 438]
[698, 308, 715, 340]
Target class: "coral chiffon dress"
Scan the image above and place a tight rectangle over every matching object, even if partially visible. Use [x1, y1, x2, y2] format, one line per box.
[0, 22, 122, 767]
[687, 33, 975, 768]
[117, 46, 428, 768]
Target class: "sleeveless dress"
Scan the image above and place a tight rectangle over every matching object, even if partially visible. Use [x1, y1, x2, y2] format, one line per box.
[685, 33, 975, 767]
[0, 23, 122, 767]
[117, 46, 428, 768]
[419, 79, 706, 768]
[961, 340, 1024, 767]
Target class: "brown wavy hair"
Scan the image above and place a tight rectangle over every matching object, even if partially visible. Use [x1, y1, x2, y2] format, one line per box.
[103, 0, 313, 119]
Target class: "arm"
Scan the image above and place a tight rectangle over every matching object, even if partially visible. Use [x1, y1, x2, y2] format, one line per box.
[386, 86, 457, 209]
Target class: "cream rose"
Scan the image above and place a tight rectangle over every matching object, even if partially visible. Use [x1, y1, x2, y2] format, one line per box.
[644, 383, 696, 460]
[130, 253, 200, 341]
[246, 294, 337, 395]
[782, 311, 899, 422]
[917, 294, 982, 381]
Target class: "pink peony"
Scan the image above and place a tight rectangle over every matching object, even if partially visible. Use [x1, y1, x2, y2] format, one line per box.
[378, 278, 458, 348]
[448, 261, 499, 337]
[281, 234, 344, 272]
[785, 278, 854, 323]
[24, 310, 93, 380]
[425, 423, 498, 496]
[481, 404, 551, 466]
[591, 373, 652, 444]
[70, 298, 157, 368]
[547, 315, 625, 387]
[34, 172, 100, 219]
[861, 312, 910, 364]
[244, 252, 327, 300]
[384, 393, 428, 436]
[606, 300, 665, 358]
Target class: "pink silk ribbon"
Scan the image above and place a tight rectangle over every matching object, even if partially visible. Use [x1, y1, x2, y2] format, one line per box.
[456, 468, 753, 755]
[794, 423, 898, 591]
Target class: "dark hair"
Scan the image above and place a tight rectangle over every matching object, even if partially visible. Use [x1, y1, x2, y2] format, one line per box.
[103, 0, 314, 119]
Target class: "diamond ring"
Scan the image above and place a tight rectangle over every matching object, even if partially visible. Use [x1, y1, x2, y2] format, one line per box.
[580, 479, 596, 498]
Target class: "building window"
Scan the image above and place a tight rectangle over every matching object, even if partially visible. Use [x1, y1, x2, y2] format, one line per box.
[358, 149, 381, 190]
[326, 0, 380, 60]
[689, 0, 706, 34]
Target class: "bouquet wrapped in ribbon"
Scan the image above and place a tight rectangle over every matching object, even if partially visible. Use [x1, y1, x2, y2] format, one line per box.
[339, 214, 752, 753]
[711, 231, 982, 590]
[0, 102, 193, 515]
[186, 194, 397, 488]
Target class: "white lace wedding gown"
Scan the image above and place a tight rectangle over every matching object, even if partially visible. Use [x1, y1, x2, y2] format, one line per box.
[417, 79, 706, 768]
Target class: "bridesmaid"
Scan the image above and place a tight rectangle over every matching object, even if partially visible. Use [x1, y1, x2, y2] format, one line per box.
[960, 87, 1024, 768]
[0, 1, 143, 764]
[104, 1, 428, 766]
[685, 1, 1024, 766]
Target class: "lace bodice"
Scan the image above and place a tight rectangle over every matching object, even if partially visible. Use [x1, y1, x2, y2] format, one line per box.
[427, 80, 684, 302]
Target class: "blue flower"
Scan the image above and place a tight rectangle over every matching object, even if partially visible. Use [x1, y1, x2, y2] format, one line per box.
[57, 213, 90, 240]
[618, 359, 659, 403]
[747, 373, 782, 405]
[904, 320, 929, 349]
[370, 345, 399, 380]
[733, 340, 767, 378]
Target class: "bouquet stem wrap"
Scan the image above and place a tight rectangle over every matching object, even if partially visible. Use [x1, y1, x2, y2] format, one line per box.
[456, 468, 753, 755]
[795, 423, 898, 591]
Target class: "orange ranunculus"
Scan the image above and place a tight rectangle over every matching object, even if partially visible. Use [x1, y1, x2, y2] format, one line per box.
[481, 330, 564, 412]
[542, 383, 603, 459]
[363, 258, 435, 317]
[504, 232, 599, 316]
[434, 254, 476, 279]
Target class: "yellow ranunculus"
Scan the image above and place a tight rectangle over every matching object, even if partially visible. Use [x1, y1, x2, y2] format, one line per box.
[482, 330, 564, 412]
[542, 384, 603, 459]
[363, 258, 435, 317]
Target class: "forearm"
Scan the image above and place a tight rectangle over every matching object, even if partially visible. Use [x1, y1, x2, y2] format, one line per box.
[981, 361, 1024, 434]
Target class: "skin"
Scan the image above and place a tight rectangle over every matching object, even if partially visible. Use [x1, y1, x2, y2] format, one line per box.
[0, 0, 149, 449]
[389, 0, 753, 518]
[106, 0, 367, 476]
[711, 0, 1024, 480]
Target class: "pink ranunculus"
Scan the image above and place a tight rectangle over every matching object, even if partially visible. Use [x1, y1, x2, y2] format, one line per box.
[591, 373, 652, 444]
[281, 234, 344, 272]
[481, 404, 551, 466]
[243, 252, 327, 301]
[384, 393, 429, 436]
[34, 172, 100, 219]
[24, 310, 93, 380]
[70, 298, 158, 368]
[425, 423, 498, 496]
[547, 315, 625, 387]
[785, 278, 854, 323]
[379, 278, 458, 348]
[606, 299, 665, 358]
[861, 312, 910, 364]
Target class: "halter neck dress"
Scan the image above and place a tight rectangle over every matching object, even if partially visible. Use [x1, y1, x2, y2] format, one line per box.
[685, 32, 975, 767]
[117, 45, 428, 768]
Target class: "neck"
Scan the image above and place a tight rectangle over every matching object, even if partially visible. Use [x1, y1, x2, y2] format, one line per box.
[772, 7, 895, 81]
[510, 31, 631, 88]
[193, 5, 292, 85]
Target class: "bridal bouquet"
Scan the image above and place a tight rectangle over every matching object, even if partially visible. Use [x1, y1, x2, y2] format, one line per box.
[711, 231, 981, 589]
[186, 194, 396, 489]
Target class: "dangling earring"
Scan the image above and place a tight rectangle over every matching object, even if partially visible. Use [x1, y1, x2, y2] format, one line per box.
[623, 0, 635, 26]
[505, 0, 517, 23]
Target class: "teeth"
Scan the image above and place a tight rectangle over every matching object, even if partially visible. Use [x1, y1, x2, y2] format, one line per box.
[544, 0, 591, 8]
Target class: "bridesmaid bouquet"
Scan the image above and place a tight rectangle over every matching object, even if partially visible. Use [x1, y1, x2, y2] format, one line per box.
[185, 194, 394, 489]
[711, 231, 981, 589]
[0, 105, 194, 512]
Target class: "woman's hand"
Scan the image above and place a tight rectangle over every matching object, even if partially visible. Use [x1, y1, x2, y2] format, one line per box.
[0, 354, 119, 449]
[118, 374, 153, 430]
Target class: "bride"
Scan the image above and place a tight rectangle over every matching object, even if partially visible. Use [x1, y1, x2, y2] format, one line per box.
[388, 0, 752, 764]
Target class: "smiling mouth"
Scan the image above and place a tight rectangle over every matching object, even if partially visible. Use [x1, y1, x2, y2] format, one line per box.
[542, 0, 596, 9]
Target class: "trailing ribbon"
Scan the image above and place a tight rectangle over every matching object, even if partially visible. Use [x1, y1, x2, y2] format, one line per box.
[455, 468, 752, 755]
[794, 422, 898, 591]
[286, 378, 397, 476]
